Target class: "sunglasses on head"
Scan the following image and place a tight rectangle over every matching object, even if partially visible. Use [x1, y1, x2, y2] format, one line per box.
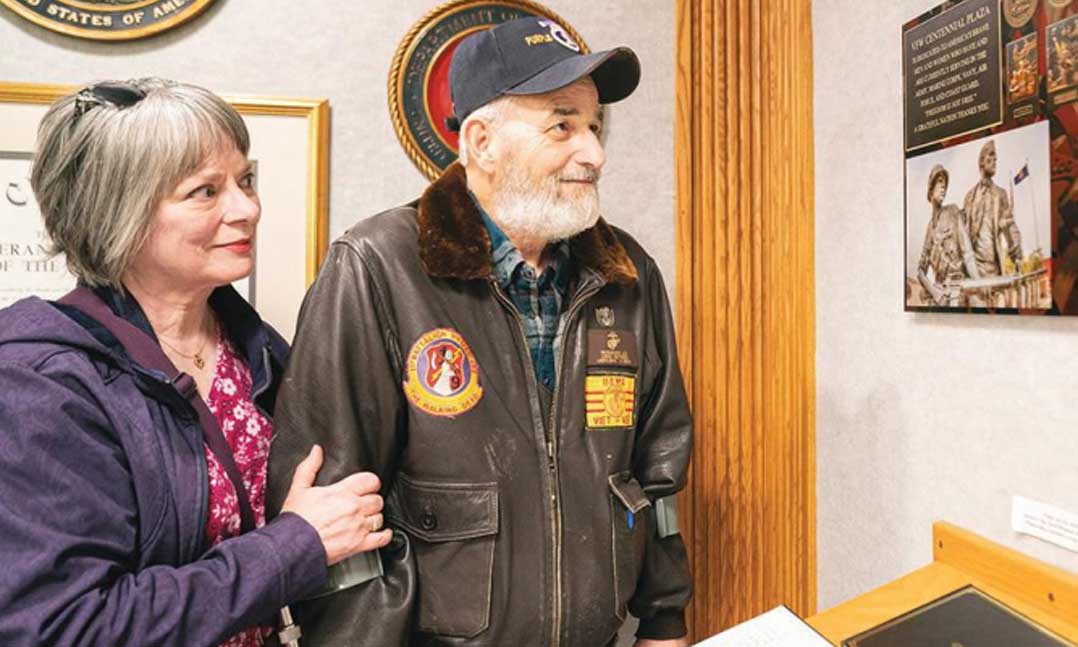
[73, 82, 147, 122]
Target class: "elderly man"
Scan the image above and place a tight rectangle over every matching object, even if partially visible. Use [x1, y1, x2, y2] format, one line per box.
[267, 16, 692, 647]
[963, 140, 1023, 277]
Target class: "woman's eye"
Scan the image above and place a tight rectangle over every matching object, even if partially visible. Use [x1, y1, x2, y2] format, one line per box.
[187, 185, 216, 199]
[551, 122, 570, 133]
[240, 173, 256, 189]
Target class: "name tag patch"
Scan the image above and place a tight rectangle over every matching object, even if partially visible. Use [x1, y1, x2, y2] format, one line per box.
[587, 329, 638, 368]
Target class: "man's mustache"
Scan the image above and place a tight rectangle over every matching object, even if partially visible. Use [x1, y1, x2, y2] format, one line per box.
[558, 169, 601, 183]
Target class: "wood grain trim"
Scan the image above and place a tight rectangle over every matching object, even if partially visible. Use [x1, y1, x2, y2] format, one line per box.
[934, 522, 1078, 626]
[675, 0, 816, 638]
[673, 0, 696, 634]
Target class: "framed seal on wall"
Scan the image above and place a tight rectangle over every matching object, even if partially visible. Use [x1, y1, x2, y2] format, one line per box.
[388, 0, 589, 180]
[0, 0, 216, 41]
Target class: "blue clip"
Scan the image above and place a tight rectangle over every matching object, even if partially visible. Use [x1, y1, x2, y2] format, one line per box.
[626, 510, 635, 530]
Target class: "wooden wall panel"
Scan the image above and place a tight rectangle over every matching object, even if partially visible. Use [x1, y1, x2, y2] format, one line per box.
[675, 0, 816, 639]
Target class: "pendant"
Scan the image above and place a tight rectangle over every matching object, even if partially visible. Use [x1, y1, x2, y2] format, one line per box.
[194, 355, 205, 370]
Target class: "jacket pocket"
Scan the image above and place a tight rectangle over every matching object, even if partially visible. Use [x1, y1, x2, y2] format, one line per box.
[391, 472, 499, 638]
[608, 471, 650, 620]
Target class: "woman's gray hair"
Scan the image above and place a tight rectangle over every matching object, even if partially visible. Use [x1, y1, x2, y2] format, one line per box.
[31, 77, 250, 288]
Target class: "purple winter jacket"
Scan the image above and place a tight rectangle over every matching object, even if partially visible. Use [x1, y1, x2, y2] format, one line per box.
[0, 287, 328, 647]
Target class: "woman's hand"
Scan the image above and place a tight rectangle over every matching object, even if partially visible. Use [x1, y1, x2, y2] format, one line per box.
[280, 444, 392, 565]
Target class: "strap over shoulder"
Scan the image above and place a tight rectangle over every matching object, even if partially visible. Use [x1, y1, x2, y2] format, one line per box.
[57, 287, 257, 534]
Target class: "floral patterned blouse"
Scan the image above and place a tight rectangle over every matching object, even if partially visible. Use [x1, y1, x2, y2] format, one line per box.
[205, 334, 274, 647]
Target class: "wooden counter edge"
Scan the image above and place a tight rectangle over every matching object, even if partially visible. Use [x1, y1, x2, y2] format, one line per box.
[933, 521, 1078, 624]
[805, 521, 1078, 645]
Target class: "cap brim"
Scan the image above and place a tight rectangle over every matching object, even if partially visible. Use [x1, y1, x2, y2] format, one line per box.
[504, 47, 641, 104]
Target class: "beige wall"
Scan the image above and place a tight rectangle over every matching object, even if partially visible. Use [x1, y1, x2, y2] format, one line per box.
[814, 0, 1078, 611]
[0, 0, 675, 297]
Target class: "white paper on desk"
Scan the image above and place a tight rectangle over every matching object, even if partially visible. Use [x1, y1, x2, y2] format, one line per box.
[694, 606, 833, 646]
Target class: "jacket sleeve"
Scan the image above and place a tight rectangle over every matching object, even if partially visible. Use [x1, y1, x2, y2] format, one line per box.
[266, 239, 415, 647]
[629, 258, 694, 640]
[0, 359, 327, 647]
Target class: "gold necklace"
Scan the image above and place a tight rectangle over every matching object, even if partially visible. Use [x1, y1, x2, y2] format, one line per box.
[159, 319, 216, 370]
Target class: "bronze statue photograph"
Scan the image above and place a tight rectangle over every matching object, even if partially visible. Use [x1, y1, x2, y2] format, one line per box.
[906, 123, 1051, 310]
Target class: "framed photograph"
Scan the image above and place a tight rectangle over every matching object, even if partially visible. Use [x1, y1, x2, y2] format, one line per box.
[1007, 33, 1038, 104]
[905, 122, 1052, 311]
[1048, 13, 1078, 102]
[0, 81, 329, 341]
[900, 0, 1078, 315]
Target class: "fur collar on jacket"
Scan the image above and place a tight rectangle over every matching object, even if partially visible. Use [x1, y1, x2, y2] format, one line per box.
[416, 162, 638, 286]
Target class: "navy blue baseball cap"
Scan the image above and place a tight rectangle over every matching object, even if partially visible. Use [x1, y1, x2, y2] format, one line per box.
[446, 16, 641, 131]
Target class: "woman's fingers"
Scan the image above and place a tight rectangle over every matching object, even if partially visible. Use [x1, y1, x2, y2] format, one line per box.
[284, 465, 393, 564]
[354, 493, 383, 517]
[289, 445, 323, 490]
[358, 529, 393, 553]
[335, 471, 381, 497]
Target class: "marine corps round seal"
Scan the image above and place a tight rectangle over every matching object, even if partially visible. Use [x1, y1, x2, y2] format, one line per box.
[0, 0, 216, 41]
[388, 0, 589, 180]
[403, 327, 484, 417]
[1002, 0, 1037, 28]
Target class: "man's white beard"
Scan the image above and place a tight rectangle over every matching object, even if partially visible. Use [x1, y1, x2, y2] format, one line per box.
[491, 161, 601, 243]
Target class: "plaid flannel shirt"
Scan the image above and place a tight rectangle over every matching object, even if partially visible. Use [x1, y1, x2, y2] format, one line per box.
[477, 201, 572, 392]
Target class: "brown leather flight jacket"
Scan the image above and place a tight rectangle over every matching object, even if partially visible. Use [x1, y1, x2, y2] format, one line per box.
[266, 164, 692, 647]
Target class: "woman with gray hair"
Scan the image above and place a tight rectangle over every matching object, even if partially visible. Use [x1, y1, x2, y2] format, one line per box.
[0, 78, 390, 647]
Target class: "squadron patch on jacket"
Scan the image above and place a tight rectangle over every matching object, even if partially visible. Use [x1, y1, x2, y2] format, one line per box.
[403, 328, 483, 417]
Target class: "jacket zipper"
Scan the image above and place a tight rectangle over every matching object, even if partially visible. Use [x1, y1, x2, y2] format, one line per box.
[547, 281, 602, 647]
[144, 367, 209, 559]
[489, 277, 603, 647]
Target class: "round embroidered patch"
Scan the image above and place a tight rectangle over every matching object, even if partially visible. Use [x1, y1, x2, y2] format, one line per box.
[403, 328, 483, 417]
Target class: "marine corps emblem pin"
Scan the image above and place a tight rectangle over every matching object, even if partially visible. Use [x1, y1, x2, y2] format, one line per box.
[595, 306, 615, 328]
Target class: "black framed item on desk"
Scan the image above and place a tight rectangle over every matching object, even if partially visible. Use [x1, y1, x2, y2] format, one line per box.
[844, 585, 1077, 647]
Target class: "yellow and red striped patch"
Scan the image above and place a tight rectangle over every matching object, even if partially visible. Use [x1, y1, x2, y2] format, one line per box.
[585, 373, 635, 429]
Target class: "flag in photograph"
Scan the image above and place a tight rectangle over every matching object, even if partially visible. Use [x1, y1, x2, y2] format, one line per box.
[1014, 163, 1030, 184]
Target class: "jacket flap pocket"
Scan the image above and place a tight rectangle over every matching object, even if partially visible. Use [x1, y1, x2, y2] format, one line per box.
[607, 472, 651, 514]
[392, 473, 499, 542]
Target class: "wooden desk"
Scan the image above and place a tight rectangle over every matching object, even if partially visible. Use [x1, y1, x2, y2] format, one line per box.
[806, 522, 1078, 645]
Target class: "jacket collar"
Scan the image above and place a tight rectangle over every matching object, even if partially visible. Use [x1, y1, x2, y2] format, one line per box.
[416, 162, 638, 286]
[88, 283, 286, 411]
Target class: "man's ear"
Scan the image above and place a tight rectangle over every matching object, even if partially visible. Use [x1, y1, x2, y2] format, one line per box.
[462, 118, 496, 171]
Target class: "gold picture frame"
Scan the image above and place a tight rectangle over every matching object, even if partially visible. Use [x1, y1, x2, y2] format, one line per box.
[0, 81, 329, 341]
